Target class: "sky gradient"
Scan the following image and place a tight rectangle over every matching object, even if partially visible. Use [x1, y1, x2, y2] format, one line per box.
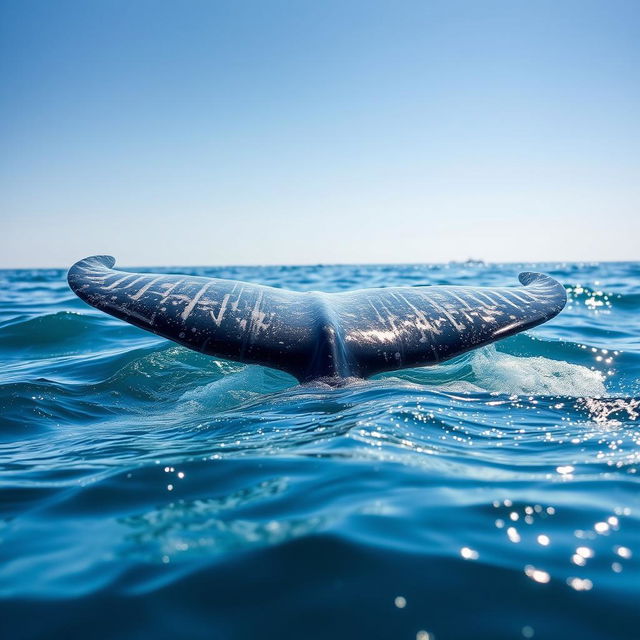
[1, 0, 638, 268]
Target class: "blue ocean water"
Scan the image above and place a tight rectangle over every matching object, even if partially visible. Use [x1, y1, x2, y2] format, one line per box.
[0, 261, 639, 640]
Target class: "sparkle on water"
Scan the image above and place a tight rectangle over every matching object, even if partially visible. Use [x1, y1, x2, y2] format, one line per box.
[0, 261, 639, 639]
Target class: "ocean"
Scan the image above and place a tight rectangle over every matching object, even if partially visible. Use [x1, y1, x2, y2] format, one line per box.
[0, 261, 638, 639]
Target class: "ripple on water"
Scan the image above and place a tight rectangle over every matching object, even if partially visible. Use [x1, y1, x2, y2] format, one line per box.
[0, 262, 639, 639]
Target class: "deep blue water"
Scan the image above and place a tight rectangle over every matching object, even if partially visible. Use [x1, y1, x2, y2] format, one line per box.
[1, 261, 639, 640]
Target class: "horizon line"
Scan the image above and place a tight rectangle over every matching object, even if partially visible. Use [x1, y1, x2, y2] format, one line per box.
[1, 258, 638, 271]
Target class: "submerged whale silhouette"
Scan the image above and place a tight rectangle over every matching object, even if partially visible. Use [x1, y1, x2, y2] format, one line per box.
[68, 255, 567, 383]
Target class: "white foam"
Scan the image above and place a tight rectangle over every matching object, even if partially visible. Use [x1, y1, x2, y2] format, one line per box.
[178, 367, 261, 411]
[470, 345, 606, 397]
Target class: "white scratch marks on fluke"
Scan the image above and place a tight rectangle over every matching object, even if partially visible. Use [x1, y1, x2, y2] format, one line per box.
[67, 255, 567, 384]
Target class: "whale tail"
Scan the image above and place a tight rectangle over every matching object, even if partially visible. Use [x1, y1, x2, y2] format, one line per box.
[68, 255, 567, 382]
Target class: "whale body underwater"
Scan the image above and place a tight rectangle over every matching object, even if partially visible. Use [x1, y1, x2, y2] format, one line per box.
[67, 255, 567, 383]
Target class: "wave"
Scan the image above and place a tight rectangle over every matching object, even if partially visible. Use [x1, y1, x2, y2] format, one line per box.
[377, 344, 607, 397]
[1, 262, 639, 640]
[0, 312, 139, 359]
[469, 345, 606, 396]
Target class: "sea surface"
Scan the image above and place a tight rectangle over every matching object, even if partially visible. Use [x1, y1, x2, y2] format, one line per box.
[1, 261, 639, 640]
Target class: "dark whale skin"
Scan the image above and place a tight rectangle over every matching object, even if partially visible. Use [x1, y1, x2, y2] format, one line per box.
[68, 255, 567, 383]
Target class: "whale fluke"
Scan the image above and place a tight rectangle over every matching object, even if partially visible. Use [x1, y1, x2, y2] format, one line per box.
[68, 255, 567, 383]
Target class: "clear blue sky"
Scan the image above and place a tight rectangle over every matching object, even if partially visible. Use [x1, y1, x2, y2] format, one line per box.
[1, 0, 638, 268]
